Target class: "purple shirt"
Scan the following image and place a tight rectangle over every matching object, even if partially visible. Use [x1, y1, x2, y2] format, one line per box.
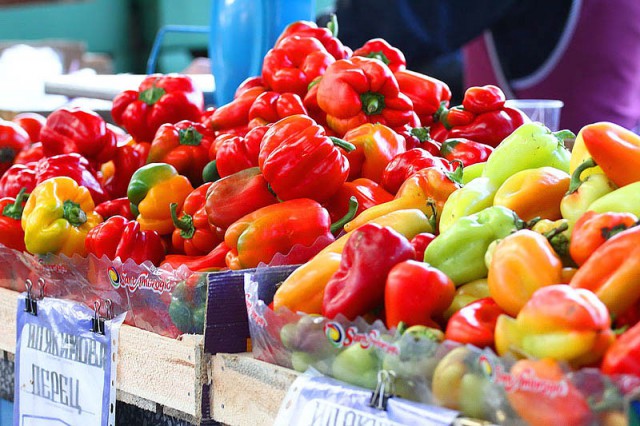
[463, 0, 640, 133]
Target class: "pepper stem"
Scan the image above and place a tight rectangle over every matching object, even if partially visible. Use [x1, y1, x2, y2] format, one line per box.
[552, 129, 576, 146]
[543, 222, 569, 241]
[445, 161, 464, 185]
[360, 92, 385, 115]
[330, 196, 359, 234]
[426, 199, 438, 233]
[62, 200, 87, 227]
[2, 187, 28, 220]
[327, 13, 339, 37]
[433, 101, 450, 128]
[567, 157, 597, 193]
[179, 126, 204, 146]
[601, 223, 630, 240]
[366, 51, 390, 66]
[409, 126, 431, 142]
[329, 137, 356, 153]
[170, 203, 195, 239]
[139, 85, 166, 105]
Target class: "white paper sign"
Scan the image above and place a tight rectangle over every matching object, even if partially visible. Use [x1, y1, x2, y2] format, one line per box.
[13, 295, 124, 426]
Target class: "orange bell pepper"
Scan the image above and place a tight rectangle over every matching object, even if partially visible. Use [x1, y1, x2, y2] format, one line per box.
[493, 167, 570, 222]
[495, 285, 615, 368]
[344, 165, 462, 232]
[127, 163, 194, 235]
[342, 123, 406, 183]
[488, 230, 563, 316]
[570, 225, 640, 316]
[580, 121, 640, 187]
[569, 210, 638, 266]
[506, 358, 592, 426]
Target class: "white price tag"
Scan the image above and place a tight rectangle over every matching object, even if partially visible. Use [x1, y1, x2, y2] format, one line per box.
[13, 295, 124, 426]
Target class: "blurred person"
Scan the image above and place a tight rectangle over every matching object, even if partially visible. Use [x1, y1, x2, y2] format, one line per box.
[333, 0, 640, 132]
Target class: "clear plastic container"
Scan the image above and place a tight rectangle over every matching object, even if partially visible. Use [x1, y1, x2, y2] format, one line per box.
[505, 99, 564, 131]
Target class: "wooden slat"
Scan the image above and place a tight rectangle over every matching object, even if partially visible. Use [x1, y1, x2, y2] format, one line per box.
[0, 287, 206, 423]
[210, 353, 299, 426]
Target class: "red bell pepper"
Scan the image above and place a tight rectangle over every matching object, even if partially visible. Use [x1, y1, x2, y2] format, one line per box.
[214, 125, 268, 178]
[353, 38, 406, 72]
[0, 119, 31, 175]
[275, 16, 351, 61]
[385, 259, 455, 329]
[602, 320, 640, 376]
[410, 232, 436, 261]
[14, 142, 44, 164]
[0, 187, 28, 251]
[395, 70, 451, 126]
[302, 77, 333, 130]
[448, 107, 530, 148]
[205, 167, 278, 230]
[171, 182, 222, 256]
[11, 112, 45, 143]
[258, 115, 353, 202]
[381, 148, 451, 194]
[111, 73, 204, 143]
[40, 106, 117, 165]
[440, 138, 494, 167]
[569, 210, 638, 266]
[444, 297, 505, 349]
[224, 198, 354, 270]
[85, 215, 166, 265]
[101, 142, 150, 199]
[262, 35, 335, 97]
[317, 57, 415, 136]
[343, 123, 406, 183]
[35, 153, 108, 204]
[323, 178, 393, 223]
[322, 223, 415, 320]
[203, 86, 265, 134]
[0, 163, 36, 198]
[234, 76, 264, 98]
[161, 240, 229, 272]
[397, 126, 441, 154]
[94, 197, 133, 220]
[147, 120, 214, 186]
[462, 85, 506, 114]
[247, 91, 307, 128]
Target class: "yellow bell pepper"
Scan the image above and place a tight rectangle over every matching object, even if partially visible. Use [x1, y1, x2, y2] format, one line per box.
[273, 208, 433, 314]
[22, 176, 103, 257]
[495, 285, 614, 368]
[569, 126, 604, 178]
[493, 167, 570, 222]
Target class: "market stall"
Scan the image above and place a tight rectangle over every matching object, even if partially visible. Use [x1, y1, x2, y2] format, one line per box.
[1, 9, 640, 426]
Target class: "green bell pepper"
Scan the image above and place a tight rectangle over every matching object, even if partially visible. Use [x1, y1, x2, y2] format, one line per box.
[461, 162, 485, 185]
[587, 180, 640, 216]
[483, 123, 573, 187]
[169, 273, 208, 334]
[424, 205, 524, 285]
[438, 177, 497, 234]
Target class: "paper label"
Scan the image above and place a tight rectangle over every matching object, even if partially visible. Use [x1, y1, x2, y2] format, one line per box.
[13, 295, 124, 426]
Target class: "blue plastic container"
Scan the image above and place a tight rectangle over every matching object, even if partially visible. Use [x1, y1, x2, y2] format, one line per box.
[208, 0, 316, 106]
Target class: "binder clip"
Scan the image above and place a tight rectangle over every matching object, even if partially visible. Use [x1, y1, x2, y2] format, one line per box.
[24, 278, 46, 316]
[91, 299, 113, 335]
[368, 370, 396, 411]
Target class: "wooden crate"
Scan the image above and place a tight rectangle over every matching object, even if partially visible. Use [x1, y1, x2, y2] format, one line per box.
[0, 287, 208, 424]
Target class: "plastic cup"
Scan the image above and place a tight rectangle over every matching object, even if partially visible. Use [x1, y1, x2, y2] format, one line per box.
[505, 99, 564, 131]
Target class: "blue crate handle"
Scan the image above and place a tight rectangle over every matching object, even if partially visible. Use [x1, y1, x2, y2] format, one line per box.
[146, 25, 210, 75]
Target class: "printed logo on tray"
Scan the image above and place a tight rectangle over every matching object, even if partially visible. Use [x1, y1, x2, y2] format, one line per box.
[107, 266, 173, 294]
[479, 354, 569, 397]
[323, 322, 399, 355]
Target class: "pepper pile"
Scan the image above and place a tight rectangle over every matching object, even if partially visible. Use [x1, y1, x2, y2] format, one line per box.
[1, 16, 639, 410]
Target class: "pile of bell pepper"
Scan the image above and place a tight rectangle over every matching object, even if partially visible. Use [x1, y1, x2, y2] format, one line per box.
[2, 16, 640, 418]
